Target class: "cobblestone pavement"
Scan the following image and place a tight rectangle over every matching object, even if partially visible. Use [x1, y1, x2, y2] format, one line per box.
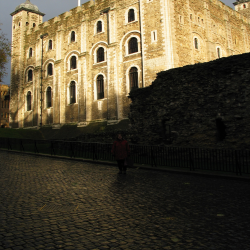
[0, 151, 250, 250]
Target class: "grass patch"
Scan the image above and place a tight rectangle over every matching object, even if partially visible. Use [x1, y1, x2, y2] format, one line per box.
[0, 119, 131, 141]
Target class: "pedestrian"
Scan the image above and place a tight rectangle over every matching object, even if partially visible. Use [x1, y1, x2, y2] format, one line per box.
[111, 133, 130, 174]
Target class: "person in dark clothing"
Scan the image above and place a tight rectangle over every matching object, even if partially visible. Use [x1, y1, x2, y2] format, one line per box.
[111, 133, 130, 174]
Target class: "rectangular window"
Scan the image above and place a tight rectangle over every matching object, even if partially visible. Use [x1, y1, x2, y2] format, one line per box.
[151, 30, 157, 43]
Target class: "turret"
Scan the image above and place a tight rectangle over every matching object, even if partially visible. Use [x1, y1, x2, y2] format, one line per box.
[9, 0, 45, 128]
[233, 0, 250, 18]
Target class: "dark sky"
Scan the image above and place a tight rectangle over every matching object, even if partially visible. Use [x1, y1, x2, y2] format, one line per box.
[0, 0, 237, 86]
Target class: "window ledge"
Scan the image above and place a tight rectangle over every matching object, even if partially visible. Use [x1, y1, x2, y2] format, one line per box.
[67, 103, 78, 106]
[94, 31, 105, 36]
[125, 20, 138, 25]
[94, 98, 107, 102]
[94, 61, 107, 65]
[125, 51, 141, 57]
[67, 69, 78, 73]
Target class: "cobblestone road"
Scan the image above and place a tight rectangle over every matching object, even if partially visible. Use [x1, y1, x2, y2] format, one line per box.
[0, 151, 250, 250]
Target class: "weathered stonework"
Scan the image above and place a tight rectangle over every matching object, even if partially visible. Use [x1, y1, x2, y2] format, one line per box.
[0, 85, 10, 127]
[9, 0, 250, 128]
[129, 52, 250, 149]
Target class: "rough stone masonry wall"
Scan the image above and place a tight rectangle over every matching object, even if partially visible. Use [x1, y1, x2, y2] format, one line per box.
[129, 53, 250, 149]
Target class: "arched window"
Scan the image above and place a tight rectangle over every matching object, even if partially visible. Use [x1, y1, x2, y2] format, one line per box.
[243, 4, 246, 8]
[97, 47, 105, 63]
[128, 37, 138, 54]
[71, 31, 75, 42]
[70, 56, 77, 70]
[217, 47, 221, 58]
[129, 67, 138, 90]
[70, 81, 76, 104]
[29, 48, 32, 58]
[48, 40, 52, 50]
[194, 38, 198, 49]
[97, 21, 102, 33]
[46, 87, 52, 108]
[48, 63, 53, 76]
[33, 23, 36, 28]
[128, 9, 135, 22]
[27, 91, 32, 111]
[97, 75, 104, 100]
[28, 69, 33, 82]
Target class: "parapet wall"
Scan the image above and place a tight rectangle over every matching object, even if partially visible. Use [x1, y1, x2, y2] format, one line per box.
[129, 53, 250, 149]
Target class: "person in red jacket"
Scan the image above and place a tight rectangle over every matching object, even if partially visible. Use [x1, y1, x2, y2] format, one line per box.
[111, 133, 130, 174]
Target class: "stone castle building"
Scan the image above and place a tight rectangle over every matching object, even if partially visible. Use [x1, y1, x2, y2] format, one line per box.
[0, 85, 10, 128]
[9, 0, 250, 128]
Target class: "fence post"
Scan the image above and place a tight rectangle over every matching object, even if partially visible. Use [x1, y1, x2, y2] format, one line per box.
[8, 138, 12, 151]
[235, 151, 242, 176]
[20, 139, 24, 152]
[151, 146, 157, 168]
[189, 149, 195, 171]
[70, 142, 75, 158]
[34, 140, 39, 154]
[93, 143, 98, 161]
[50, 141, 56, 156]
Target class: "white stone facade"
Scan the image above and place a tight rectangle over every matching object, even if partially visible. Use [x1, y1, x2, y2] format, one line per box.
[9, 0, 250, 128]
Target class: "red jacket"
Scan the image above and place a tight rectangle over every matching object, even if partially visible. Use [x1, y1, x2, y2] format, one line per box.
[111, 139, 130, 160]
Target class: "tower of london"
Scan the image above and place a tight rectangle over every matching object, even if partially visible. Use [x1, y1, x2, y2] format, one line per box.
[9, 0, 250, 128]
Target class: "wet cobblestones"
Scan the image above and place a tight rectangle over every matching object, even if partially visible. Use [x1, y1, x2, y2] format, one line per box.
[0, 151, 250, 250]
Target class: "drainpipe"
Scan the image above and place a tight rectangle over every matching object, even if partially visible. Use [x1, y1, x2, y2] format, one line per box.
[138, 0, 144, 88]
[100, 8, 110, 121]
[40, 33, 48, 127]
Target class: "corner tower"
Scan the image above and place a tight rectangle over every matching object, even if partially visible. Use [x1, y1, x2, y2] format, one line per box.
[10, 0, 45, 128]
[234, 0, 250, 18]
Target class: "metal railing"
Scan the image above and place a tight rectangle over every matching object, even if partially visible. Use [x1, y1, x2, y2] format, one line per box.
[0, 137, 249, 176]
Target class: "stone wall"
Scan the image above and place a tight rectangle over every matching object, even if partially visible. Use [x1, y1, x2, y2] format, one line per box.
[0, 85, 10, 127]
[129, 53, 250, 149]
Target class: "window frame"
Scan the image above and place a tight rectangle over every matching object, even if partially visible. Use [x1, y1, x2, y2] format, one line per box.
[69, 81, 76, 104]
[194, 37, 199, 50]
[96, 47, 105, 63]
[97, 20, 103, 33]
[47, 63, 53, 76]
[27, 91, 32, 111]
[29, 48, 33, 58]
[128, 37, 139, 54]
[129, 67, 139, 90]
[216, 47, 221, 58]
[97, 75, 104, 100]
[48, 40, 53, 50]
[28, 69, 33, 82]
[70, 31, 76, 43]
[128, 9, 135, 23]
[70, 56, 77, 70]
[46, 87, 52, 108]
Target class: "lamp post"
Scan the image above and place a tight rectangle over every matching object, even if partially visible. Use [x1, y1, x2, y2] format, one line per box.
[40, 33, 48, 127]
